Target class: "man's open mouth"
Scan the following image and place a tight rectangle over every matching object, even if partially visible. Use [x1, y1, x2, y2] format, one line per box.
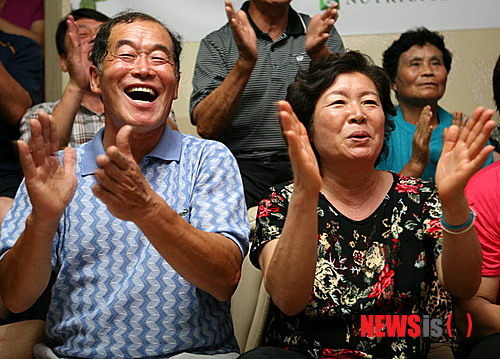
[125, 86, 158, 103]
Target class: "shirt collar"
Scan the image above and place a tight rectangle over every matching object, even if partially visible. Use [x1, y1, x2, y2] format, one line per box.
[79, 103, 104, 116]
[241, 1, 306, 37]
[80, 126, 182, 176]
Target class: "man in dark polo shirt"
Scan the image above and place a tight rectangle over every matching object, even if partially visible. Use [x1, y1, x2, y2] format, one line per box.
[0, 30, 43, 225]
[190, 0, 345, 207]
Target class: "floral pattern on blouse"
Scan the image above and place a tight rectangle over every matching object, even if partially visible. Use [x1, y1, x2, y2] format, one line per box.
[250, 173, 447, 359]
[490, 123, 500, 153]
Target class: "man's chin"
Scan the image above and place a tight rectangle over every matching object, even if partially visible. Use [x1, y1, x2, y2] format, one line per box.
[125, 119, 167, 134]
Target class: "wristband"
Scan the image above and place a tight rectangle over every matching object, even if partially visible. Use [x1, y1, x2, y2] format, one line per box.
[440, 209, 476, 235]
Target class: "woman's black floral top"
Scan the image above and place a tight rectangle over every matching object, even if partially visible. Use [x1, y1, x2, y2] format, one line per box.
[250, 173, 446, 359]
[490, 124, 500, 153]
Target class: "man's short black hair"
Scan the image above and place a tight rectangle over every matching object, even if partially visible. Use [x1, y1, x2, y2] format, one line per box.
[90, 11, 182, 80]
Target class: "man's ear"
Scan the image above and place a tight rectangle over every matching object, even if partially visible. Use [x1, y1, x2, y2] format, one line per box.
[59, 55, 68, 73]
[173, 74, 180, 100]
[89, 65, 101, 95]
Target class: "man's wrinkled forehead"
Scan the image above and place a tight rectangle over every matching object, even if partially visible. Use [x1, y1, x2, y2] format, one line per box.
[107, 20, 172, 49]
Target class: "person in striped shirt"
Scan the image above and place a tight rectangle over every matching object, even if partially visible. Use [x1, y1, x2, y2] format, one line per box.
[190, 0, 345, 208]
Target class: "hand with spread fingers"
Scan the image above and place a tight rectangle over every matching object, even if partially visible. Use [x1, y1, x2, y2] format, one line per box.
[433, 107, 494, 303]
[401, 105, 434, 177]
[225, 0, 257, 64]
[64, 15, 91, 91]
[279, 101, 322, 194]
[435, 106, 495, 199]
[92, 126, 160, 222]
[306, 1, 339, 59]
[17, 111, 77, 222]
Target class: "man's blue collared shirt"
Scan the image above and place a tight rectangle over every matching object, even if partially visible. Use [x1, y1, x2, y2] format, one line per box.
[1, 126, 249, 358]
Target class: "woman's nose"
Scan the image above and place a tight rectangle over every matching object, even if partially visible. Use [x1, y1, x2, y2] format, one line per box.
[421, 62, 434, 76]
[348, 104, 366, 124]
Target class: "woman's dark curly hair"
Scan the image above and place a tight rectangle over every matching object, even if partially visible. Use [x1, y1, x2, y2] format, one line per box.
[286, 51, 396, 165]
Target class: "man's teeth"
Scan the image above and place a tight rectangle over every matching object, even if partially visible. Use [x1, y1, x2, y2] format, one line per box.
[126, 87, 156, 95]
[125, 86, 158, 102]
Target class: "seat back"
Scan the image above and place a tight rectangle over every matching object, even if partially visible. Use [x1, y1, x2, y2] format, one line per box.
[231, 206, 270, 352]
[231, 254, 270, 352]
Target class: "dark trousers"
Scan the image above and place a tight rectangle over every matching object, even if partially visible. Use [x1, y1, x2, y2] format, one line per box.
[239, 346, 307, 359]
[0, 170, 23, 198]
[1, 272, 54, 325]
[237, 159, 293, 208]
[466, 333, 500, 359]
